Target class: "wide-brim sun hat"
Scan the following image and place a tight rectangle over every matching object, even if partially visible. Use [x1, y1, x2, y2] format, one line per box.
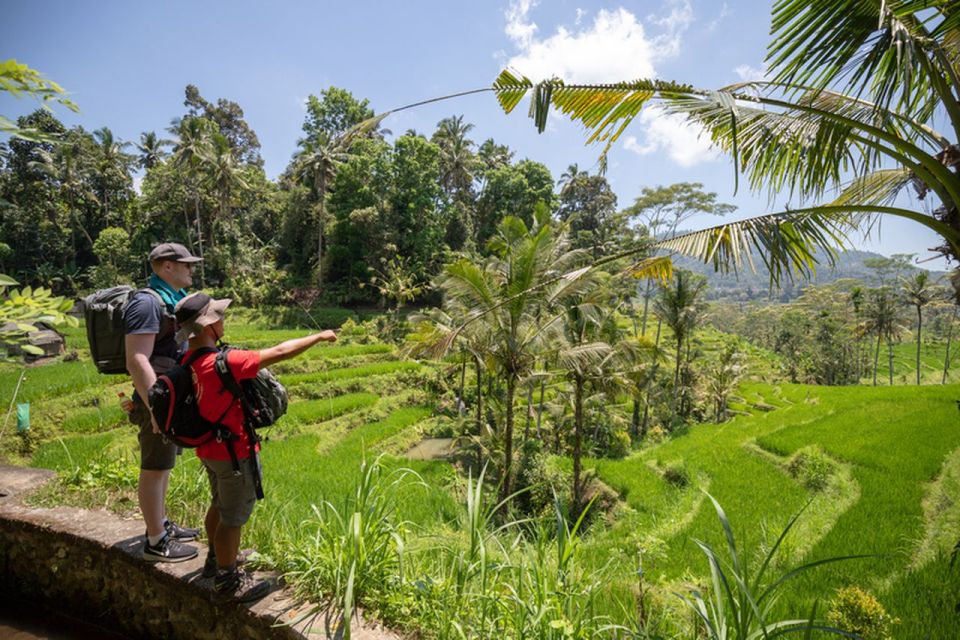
[174, 292, 231, 342]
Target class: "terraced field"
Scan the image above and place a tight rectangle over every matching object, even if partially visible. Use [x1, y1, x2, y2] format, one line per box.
[583, 382, 960, 637]
[4, 323, 960, 637]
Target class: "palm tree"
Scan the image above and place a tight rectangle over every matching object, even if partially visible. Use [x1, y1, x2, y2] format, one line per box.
[293, 133, 354, 288]
[432, 115, 477, 201]
[900, 271, 941, 384]
[465, 4, 960, 291]
[433, 208, 583, 504]
[206, 132, 248, 249]
[557, 163, 585, 196]
[864, 287, 903, 386]
[172, 117, 215, 285]
[136, 131, 171, 170]
[653, 270, 708, 426]
[92, 126, 133, 224]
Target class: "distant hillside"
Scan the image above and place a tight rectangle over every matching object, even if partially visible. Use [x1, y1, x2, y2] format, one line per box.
[672, 247, 948, 302]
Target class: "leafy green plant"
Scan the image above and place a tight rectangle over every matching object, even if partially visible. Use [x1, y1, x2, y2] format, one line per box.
[826, 586, 899, 640]
[285, 454, 410, 639]
[677, 492, 861, 639]
[787, 447, 836, 492]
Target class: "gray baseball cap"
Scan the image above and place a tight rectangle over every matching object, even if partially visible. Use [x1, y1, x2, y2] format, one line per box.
[148, 242, 202, 263]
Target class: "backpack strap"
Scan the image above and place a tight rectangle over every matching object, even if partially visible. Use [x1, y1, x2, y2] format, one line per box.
[213, 346, 265, 500]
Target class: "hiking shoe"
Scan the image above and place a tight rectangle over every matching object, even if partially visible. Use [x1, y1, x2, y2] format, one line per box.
[202, 548, 255, 579]
[213, 569, 273, 604]
[143, 534, 198, 563]
[166, 520, 201, 541]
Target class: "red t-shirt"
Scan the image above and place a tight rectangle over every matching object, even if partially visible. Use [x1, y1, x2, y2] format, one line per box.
[185, 348, 262, 462]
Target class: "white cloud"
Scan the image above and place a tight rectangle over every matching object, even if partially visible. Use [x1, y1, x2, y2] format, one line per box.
[505, 6, 657, 82]
[647, 0, 694, 58]
[504, 0, 539, 50]
[706, 2, 731, 32]
[623, 106, 719, 167]
[502, 1, 713, 168]
[734, 63, 766, 82]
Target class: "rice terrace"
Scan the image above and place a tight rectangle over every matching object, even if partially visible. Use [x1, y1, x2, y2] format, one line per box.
[4, 1, 960, 639]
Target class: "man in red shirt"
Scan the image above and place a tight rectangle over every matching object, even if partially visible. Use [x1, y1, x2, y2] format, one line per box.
[174, 292, 337, 602]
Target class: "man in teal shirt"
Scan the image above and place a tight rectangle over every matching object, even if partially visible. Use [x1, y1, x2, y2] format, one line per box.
[125, 242, 202, 562]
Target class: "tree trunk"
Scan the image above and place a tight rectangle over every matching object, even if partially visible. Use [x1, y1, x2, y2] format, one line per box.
[523, 383, 533, 443]
[888, 341, 895, 386]
[944, 308, 957, 384]
[194, 192, 205, 287]
[536, 376, 546, 439]
[631, 397, 640, 438]
[641, 320, 662, 436]
[458, 354, 466, 417]
[669, 336, 682, 427]
[640, 280, 653, 336]
[916, 306, 922, 385]
[873, 332, 881, 386]
[572, 376, 584, 521]
[499, 376, 517, 505]
[317, 182, 326, 288]
[474, 356, 483, 434]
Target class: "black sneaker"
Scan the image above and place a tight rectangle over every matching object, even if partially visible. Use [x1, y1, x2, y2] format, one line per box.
[202, 548, 255, 579]
[165, 520, 201, 541]
[213, 569, 272, 603]
[143, 534, 199, 563]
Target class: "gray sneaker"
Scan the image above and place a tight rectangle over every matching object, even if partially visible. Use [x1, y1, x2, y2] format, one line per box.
[143, 534, 198, 563]
[202, 548, 255, 579]
[214, 569, 272, 603]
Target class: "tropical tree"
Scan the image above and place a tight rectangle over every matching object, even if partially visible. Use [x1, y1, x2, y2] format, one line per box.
[864, 287, 903, 386]
[172, 116, 215, 284]
[900, 271, 943, 384]
[433, 207, 582, 504]
[432, 115, 478, 201]
[419, 3, 960, 299]
[206, 131, 248, 245]
[136, 131, 171, 170]
[653, 270, 708, 425]
[91, 126, 134, 224]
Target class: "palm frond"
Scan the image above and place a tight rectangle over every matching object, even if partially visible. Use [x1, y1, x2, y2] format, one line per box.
[654, 210, 850, 283]
[626, 256, 673, 284]
[830, 168, 913, 207]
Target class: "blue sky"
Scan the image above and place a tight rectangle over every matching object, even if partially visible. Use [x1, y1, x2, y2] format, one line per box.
[3, 0, 947, 264]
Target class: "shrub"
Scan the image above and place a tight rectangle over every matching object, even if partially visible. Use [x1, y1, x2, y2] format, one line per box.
[662, 462, 690, 488]
[607, 429, 631, 459]
[827, 586, 899, 639]
[337, 318, 383, 344]
[647, 425, 668, 443]
[787, 447, 835, 492]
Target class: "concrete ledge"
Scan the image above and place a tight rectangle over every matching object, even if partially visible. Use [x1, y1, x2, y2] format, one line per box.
[0, 465, 397, 640]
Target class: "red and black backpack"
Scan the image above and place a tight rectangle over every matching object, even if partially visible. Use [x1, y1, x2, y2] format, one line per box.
[148, 347, 230, 449]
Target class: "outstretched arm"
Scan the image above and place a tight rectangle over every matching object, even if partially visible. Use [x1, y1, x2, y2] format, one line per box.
[258, 330, 337, 368]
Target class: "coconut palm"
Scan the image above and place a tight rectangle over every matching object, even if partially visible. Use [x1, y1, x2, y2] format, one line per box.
[135, 131, 171, 170]
[206, 131, 248, 248]
[172, 116, 216, 284]
[654, 270, 708, 426]
[864, 287, 904, 386]
[432, 115, 478, 200]
[900, 271, 943, 384]
[91, 126, 133, 224]
[446, 3, 960, 288]
[432, 207, 584, 503]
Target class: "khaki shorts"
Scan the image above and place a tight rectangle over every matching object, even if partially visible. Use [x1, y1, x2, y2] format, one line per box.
[131, 399, 181, 471]
[202, 457, 258, 527]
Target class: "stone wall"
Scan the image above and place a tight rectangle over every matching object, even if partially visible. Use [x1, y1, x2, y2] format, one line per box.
[0, 465, 396, 640]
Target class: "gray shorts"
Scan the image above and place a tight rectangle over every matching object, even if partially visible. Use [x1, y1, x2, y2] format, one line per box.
[131, 399, 181, 471]
[202, 457, 258, 527]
